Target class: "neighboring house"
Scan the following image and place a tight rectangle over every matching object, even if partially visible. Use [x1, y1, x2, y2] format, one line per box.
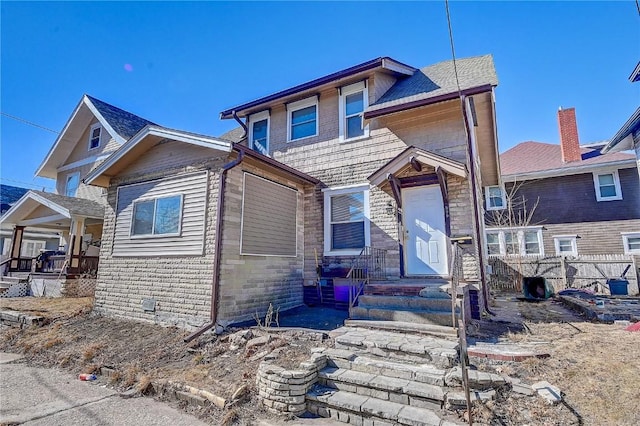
[0, 184, 60, 264]
[601, 62, 640, 175]
[78, 54, 502, 329]
[486, 107, 640, 259]
[0, 95, 154, 278]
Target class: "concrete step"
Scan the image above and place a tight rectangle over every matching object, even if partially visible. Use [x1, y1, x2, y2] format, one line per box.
[358, 295, 453, 312]
[330, 327, 458, 368]
[307, 385, 463, 426]
[322, 348, 449, 386]
[319, 367, 447, 410]
[350, 306, 457, 327]
[343, 320, 457, 339]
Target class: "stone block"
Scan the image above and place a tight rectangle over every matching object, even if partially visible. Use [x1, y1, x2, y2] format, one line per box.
[397, 405, 442, 426]
[361, 398, 403, 421]
[532, 381, 561, 404]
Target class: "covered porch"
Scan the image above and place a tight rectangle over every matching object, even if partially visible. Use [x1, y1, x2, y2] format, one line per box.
[0, 191, 104, 278]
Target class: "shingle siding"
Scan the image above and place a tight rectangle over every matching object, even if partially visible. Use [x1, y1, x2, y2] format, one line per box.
[500, 167, 640, 225]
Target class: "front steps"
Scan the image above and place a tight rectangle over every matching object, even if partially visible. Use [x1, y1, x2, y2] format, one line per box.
[351, 281, 458, 326]
[306, 323, 507, 425]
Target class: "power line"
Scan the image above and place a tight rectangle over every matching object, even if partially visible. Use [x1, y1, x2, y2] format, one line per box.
[444, 0, 462, 97]
[0, 177, 55, 191]
[0, 111, 60, 134]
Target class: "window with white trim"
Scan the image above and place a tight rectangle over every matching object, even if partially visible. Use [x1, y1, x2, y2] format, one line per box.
[21, 240, 46, 258]
[88, 123, 102, 150]
[131, 195, 183, 237]
[287, 96, 318, 142]
[485, 185, 506, 210]
[248, 111, 269, 156]
[485, 228, 543, 256]
[554, 235, 578, 256]
[323, 186, 370, 255]
[622, 233, 640, 255]
[593, 171, 622, 201]
[339, 81, 369, 141]
[65, 172, 80, 197]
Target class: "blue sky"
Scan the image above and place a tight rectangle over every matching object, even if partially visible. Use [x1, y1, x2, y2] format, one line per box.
[1, 1, 638, 192]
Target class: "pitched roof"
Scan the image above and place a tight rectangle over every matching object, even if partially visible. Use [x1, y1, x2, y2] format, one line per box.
[219, 126, 245, 143]
[30, 191, 105, 218]
[366, 55, 498, 117]
[85, 95, 156, 140]
[501, 141, 636, 177]
[602, 107, 640, 153]
[0, 184, 29, 206]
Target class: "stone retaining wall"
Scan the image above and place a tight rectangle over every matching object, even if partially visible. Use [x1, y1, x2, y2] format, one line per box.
[256, 353, 327, 415]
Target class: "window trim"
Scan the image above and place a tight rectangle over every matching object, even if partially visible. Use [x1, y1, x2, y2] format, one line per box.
[287, 95, 318, 142]
[339, 80, 369, 142]
[485, 185, 507, 211]
[129, 194, 184, 239]
[592, 170, 623, 202]
[239, 172, 298, 257]
[622, 232, 640, 255]
[88, 123, 102, 151]
[553, 235, 578, 256]
[485, 227, 544, 257]
[248, 110, 270, 156]
[323, 184, 370, 256]
[65, 172, 80, 197]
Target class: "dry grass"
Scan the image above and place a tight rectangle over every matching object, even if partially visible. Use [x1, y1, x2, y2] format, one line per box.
[82, 342, 105, 361]
[0, 297, 93, 319]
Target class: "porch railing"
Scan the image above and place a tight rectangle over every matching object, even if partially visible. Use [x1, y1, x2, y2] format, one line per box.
[7, 257, 34, 272]
[347, 246, 387, 309]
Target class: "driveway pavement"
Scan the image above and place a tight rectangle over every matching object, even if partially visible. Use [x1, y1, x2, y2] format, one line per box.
[0, 353, 208, 426]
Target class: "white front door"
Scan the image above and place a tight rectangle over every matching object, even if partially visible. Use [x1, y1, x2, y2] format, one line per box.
[402, 185, 448, 276]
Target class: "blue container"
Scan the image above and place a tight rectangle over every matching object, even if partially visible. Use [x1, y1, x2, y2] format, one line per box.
[607, 279, 629, 296]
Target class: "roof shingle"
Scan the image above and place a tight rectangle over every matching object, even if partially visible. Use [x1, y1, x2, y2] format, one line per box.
[368, 55, 498, 113]
[86, 95, 156, 141]
[500, 141, 636, 176]
[32, 191, 105, 218]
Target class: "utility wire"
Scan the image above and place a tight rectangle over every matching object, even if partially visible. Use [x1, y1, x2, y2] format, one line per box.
[0, 177, 55, 191]
[0, 111, 60, 134]
[444, 0, 463, 97]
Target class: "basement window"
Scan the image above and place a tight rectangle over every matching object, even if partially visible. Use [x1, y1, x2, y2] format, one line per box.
[622, 233, 640, 255]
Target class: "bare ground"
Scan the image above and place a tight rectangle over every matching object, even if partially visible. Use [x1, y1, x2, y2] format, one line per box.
[1, 296, 639, 425]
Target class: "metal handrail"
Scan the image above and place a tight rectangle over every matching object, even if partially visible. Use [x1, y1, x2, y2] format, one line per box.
[346, 246, 387, 309]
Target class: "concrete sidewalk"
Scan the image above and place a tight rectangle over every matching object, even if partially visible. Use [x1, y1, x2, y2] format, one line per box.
[0, 353, 208, 426]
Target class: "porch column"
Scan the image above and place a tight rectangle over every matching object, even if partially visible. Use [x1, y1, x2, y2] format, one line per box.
[68, 217, 85, 274]
[8, 226, 25, 271]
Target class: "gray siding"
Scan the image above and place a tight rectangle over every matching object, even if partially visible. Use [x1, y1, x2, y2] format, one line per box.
[498, 167, 640, 225]
[541, 220, 640, 256]
[113, 171, 208, 256]
[241, 173, 297, 256]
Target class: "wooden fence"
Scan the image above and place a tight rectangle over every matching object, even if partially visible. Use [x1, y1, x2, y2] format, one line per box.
[488, 254, 639, 295]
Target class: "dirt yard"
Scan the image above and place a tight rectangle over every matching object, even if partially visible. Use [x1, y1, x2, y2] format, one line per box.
[1, 295, 639, 425]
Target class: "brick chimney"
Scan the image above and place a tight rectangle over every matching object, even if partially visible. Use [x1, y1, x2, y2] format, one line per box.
[557, 107, 581, 162]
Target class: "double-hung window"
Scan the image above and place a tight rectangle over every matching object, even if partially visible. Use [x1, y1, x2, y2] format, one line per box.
[65, 172, 80, 197]
[593, 171, 622, 201]
[339, 81, 369, 141]
[485, 185, 506, 210]
[88, 123, 102, 150]
[554, 235, 578, 256]
[485, 227, 543, 256]
[248, 111, 269, 156]
[323, 186, 370, 255]
[131, 195, 183, 237]
[622, 233, 640, 255]
[287, 96, 318, 142]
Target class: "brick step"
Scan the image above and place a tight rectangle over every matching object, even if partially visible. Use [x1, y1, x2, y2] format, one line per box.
[321, 348, 449, 385]
[307, 385, 463, 426]
[319, 367, 447, 410]
[343, 320, 457, 339]
[358, 295, 454, 311]
[350, 306, 457, 327]
[331, 327, 458, 368]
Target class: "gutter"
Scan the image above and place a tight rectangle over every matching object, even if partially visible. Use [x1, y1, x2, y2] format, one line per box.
[460, 95, 493, 316]
[184, 150, 245, 342]
[364, 84, 494, 120]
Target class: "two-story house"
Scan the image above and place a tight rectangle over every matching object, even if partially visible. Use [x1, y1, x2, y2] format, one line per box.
[0, 95, 153, 293]
[82, 55, 501, 329]
[485, 107, 640, 294]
